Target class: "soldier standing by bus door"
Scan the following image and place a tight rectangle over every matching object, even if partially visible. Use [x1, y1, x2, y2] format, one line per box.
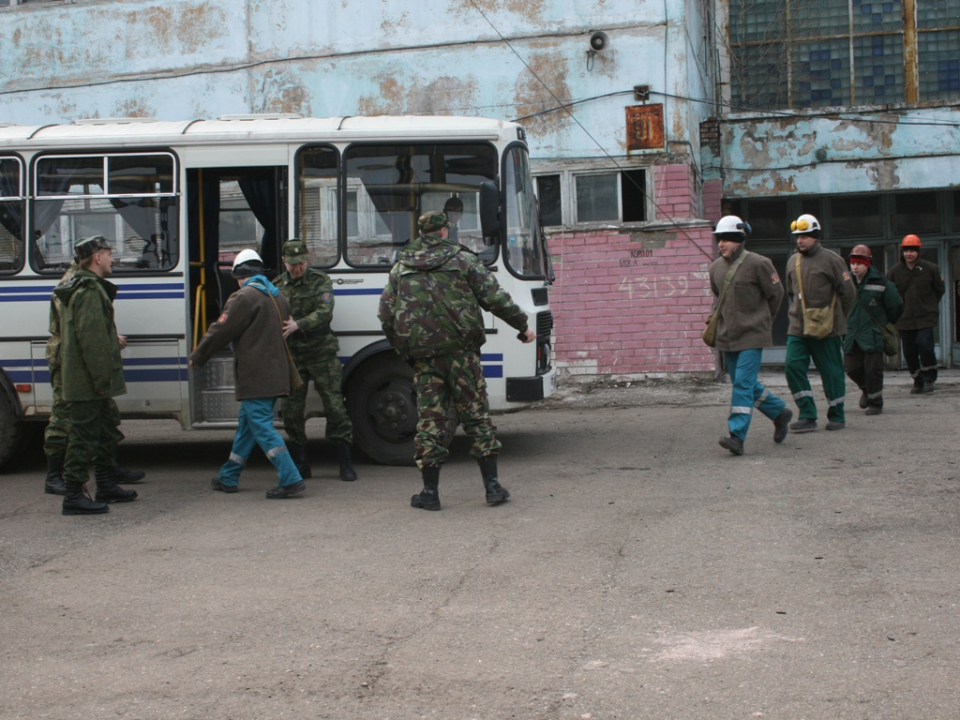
[275, 239, 357, 482]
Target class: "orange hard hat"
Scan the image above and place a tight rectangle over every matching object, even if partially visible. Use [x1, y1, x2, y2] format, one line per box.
[850, 244, 872, 259]
[901, 234, 922, 248]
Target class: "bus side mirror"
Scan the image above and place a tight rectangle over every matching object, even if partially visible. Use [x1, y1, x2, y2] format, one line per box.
[479, 180, 500, 246]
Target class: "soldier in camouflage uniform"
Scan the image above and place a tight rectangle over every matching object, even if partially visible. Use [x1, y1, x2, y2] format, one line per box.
[55, 237, 138, 515]
[379, 211, 535, 511]
[43, 261, 145, 496]
[275, 239, 357, 481]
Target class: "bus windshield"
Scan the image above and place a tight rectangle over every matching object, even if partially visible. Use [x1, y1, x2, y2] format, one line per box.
[504, 146, 549, 280]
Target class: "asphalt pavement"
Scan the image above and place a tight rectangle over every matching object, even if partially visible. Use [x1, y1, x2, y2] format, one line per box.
[1, 369, 958, 719]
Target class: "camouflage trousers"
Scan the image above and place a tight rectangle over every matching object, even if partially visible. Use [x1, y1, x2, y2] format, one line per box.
[62, 399, 120, 484]
[412, 350, 500, 469]
[281, 350, 353, 446]
[44, 367, 123, 460]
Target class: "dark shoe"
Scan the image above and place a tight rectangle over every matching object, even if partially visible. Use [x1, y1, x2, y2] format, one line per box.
[921, 384, 935, 394]
[94, 471, 138, 504]
[44, 454, 67, 496]
[478, 456, 510, 504]
[211, 477, 238, 493]
[62, 482, 109, 516]
[910, 385, 924, 395]
[110, 464, 146, 484]
[825, 421, 845, 431]
[286, 442, 312, 479]
[790, 418, 817, 433]
[412, 466, 441, 510]
[773, 408, 793, 444]
[858, 391, 868, 409]
[266, 480, 306, 499]
[865, 406, 883, 416]
[718, 435, 744, 456]
[337, 443, 357, 482]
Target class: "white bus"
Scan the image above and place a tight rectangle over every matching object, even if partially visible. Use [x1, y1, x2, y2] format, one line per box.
[0, 115, 555, 468]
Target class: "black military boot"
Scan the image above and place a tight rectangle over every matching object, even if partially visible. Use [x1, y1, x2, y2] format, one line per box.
[478, 456, 510, 505]
[62, 481, 109, 516]
[287, 443, 312, 479]
[411, 466, 441, 511]
[110, 451, 146, 484]
[44, 454, 68, 496]
[94, 469, 138, 504]
[337, 443, 357, 482]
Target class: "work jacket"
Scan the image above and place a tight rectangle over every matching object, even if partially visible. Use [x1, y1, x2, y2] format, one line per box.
[708, 245, 784, 352]
[190, 276, 293, 401]
[784, 242, 856, 338]
[886, 258, 944, 331]
[843, 266, 904, 354]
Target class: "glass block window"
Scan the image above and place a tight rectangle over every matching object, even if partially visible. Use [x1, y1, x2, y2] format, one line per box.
[854, 33, 904, 103]
[918, 30, 960, 101]
[729, 0, 960, 109]
[793, 41, 849, 107]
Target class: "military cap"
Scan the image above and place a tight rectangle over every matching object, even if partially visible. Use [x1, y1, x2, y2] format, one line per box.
[418, 211, 451, 234]
[74, 235, 113, 261]
[283, 239, 309, 263]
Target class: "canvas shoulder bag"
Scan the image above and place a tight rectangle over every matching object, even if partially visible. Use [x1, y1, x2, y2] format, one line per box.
[796, 254, 836, 339]
[702, 250, 748, 347]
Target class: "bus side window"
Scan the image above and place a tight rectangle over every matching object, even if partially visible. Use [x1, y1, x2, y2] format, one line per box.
[0, 157, 24, 273]
[31, 153, 179, 273]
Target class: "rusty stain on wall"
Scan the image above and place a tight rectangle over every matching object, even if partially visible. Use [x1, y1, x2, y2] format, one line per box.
[513, 52, 571, 137]
[139, 3, 229, 56]
[116, 98, 153, 119]
[451, 0, 547, 21]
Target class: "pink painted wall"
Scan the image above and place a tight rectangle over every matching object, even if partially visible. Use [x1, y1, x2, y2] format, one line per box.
[548, 165, 724, 379]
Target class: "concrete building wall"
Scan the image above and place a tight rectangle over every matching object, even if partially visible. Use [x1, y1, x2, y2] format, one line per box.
[0, 0, 721, 380]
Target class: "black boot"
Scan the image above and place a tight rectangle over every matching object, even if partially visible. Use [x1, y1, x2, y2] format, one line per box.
[287, 442, 312, 479]
[94, 469, 138, 504]
[411, 466, 441, 511]
[478, 456, 510, 505]
[337, 443, 357, 482]
[44, 454, 68, 496]
[110, 451, 146, 484]
[62, 481, 109, 516]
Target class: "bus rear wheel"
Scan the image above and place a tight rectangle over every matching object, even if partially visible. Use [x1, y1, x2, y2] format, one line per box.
[345, 353, 457, 466]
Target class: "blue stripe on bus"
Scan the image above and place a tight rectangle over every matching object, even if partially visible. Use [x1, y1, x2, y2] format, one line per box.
[0, 282, 184, 302]
[334, 288, 385, 295]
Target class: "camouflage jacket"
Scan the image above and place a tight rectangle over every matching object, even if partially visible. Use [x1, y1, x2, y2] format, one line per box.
[274, 267, 339, 357]
[379, 232, 529, 359]
[54, 268, 127, 402]
[45, 261, 80, 373]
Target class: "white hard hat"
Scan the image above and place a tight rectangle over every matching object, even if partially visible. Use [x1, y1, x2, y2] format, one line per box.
[713, 215, 750, 237]
[232, 248, 262, 269]
[791, 214, 821, 235]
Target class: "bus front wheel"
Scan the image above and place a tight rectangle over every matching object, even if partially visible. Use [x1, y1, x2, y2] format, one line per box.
[345, 353, 457, 466]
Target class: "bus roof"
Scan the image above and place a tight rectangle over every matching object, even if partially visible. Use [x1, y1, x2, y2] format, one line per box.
[0, 115, 519, 148]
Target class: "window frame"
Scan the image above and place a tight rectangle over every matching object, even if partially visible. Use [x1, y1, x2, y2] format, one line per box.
[532, 164, 650, 229]
[29, 150, 179, 275]
[0, 154, 25, 275]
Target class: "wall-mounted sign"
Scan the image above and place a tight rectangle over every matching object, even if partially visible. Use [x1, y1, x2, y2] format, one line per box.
[626, 104, 664, 151]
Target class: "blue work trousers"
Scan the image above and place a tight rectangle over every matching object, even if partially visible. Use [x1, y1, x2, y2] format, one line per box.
[725, 348, 787, 441]
[219, 397, 301, 487]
